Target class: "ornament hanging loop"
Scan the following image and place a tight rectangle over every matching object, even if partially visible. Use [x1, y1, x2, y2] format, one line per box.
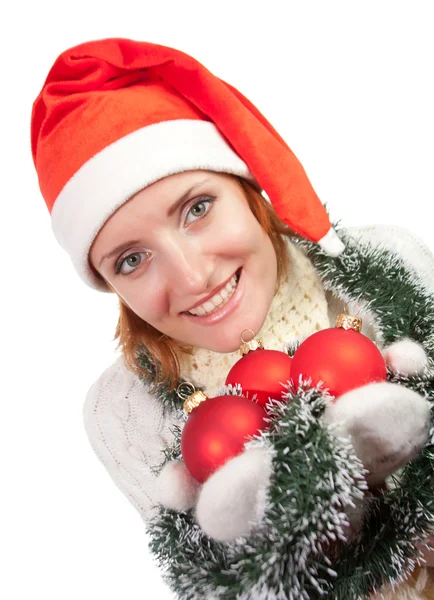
[344, 301, 361, 317]
[176, 382, 196, 401]
[240, 329, 256, 344]
[239, 329, 264, 355]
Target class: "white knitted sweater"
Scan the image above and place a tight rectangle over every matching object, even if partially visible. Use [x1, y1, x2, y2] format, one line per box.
[83, 225, 434, 598]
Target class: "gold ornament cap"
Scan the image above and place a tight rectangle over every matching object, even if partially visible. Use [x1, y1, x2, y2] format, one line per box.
[183, 390, 207, 414]
[335, 313, 362, 332]
[239, 329, 264, 356]
[335, 302, 362, 332]
[177, 383, 207, 414]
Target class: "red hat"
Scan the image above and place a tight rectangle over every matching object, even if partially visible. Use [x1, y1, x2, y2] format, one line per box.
[31, 38, 344, 291]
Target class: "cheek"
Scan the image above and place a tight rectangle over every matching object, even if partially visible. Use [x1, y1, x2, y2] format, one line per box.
[117, 279, 168, 325]
[213, 212, 265, 255]
[232, 225, 275, 271]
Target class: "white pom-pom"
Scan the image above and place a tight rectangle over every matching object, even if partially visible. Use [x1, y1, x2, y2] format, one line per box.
[155, 460, 201, 512]
[195, 446, 273, 543]
[383, 338, 429, 376]
[322, 382, 430, 484]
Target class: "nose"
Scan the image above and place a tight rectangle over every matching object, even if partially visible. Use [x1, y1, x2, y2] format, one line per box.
[161, 237, 213, 295]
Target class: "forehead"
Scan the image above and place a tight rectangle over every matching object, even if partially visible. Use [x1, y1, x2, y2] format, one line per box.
[109, 170, 228, 222]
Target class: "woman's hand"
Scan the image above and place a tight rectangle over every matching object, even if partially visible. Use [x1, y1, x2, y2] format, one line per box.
[322, 338, 431, 485]
[156, 338, 431, 543]
[321, 381, 430, 485]
[155, 446, 273, 542]
[195, 446, 273, 542]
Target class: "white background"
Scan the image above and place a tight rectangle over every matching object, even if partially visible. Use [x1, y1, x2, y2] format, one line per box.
[1, 2, 433, 598]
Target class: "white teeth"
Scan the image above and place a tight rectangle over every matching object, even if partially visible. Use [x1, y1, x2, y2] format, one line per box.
[188, 274, 239, 316]
[220, 288, 229, 299]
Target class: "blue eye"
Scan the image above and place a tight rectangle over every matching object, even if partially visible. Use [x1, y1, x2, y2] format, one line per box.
[115, 251, 150, 275]
[185, 196, 215, 224]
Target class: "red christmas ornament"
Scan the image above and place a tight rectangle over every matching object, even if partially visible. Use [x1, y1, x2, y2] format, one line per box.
[225, 331, 293, 406]
[291, 311, 387, 398]
[181, 389, 267, 483]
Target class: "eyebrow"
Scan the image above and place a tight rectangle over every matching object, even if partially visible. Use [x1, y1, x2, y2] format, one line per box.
[167, 179, 209, 217]
[98, 179, 210, 268]
[98, 239, 141, 268]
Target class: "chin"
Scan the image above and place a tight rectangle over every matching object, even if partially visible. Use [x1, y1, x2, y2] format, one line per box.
[202, 316, 269, 354]
[207, 340, 245, 354]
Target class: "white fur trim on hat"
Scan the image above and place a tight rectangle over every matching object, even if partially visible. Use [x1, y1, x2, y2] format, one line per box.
[51, 119, 255, 291]
[318, 227, 345, 256]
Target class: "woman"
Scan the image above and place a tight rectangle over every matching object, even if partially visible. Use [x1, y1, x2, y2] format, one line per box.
[32, 38, 434, 599]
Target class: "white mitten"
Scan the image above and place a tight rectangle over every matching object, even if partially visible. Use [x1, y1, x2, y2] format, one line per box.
[155, 459, 201, 511]
[195, 446, 273, 542]
[383, 338, 429, 376]
[322, 381, 431, 485]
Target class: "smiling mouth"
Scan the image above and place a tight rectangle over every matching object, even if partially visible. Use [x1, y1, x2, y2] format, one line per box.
[186, 269, 241, 316]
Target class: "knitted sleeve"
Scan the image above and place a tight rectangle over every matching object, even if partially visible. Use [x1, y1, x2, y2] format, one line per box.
[82, 356, 179, 522]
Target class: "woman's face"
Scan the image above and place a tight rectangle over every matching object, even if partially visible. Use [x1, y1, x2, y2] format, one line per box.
[90, 171, 278, 353]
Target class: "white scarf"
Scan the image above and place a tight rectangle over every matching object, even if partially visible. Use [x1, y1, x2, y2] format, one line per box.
[179, 242, 330, 396]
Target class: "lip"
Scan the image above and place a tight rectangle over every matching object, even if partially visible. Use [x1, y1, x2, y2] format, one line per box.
[183, 270, 240, 313]
[181, 268, 244, 326]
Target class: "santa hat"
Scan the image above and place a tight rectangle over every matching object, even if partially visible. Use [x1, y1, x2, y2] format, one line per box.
[31, 38, 344, 291]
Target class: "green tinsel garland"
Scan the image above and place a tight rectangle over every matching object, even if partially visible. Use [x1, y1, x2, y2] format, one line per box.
[145, 229, 434, 599]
